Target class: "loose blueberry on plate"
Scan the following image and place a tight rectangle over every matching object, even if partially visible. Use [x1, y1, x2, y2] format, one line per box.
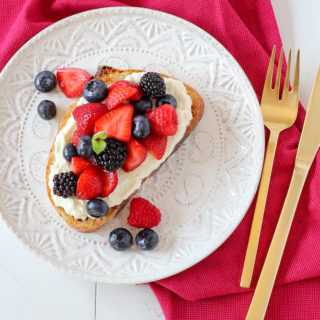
[136, 229, 159, 251]
[34, 71, 57, 92]
[156, 94, 177, 109]
[86, 198, 109, 218]
[63, 143, 78, 162]
[83, 79, 108, 102]
[77, 135, 93, 159]
[37, 100, 56, 120]
[132, 115, 150, 139]
[132, 97, 152, 114]
[109, 228, 133, 251]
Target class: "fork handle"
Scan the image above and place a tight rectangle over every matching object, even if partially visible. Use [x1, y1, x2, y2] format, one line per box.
[245, 165, 308, 320]
[240, 130, 279, 288]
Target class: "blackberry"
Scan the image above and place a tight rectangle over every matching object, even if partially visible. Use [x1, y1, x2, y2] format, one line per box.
[53, 172, 78, 198]
[94, 138, 127, 171]
[139, 72, 166, 98]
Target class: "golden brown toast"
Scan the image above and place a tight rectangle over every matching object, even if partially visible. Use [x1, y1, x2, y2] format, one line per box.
[46, 67, 204, 232]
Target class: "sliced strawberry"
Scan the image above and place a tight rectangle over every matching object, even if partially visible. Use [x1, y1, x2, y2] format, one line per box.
[72, 129, 82, 147]
[56, 68, 91, 98]
[122, 138, 147, 172]
[142, 134, 167, 160]
[71, 157, 94, 176]
[72, 103, 108, 135]
[147, 104, 178, 136]
[94, 104, 134, 142]
[108, 80, 143, 101]
[76, 167, 103, 200]
[106, 82, 138, 111]
[93, 165, 118, 197]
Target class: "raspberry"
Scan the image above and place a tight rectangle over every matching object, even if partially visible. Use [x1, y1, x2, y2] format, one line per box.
[128, 197, 161, 228]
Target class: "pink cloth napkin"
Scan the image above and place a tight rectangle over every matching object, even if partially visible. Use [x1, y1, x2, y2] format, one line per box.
[1, 1, 320, 319]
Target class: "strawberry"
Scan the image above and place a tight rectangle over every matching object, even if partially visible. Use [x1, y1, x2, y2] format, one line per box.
[128, 197, 161, 228]
[122, 138, 147, 172]
[71, 157, 93, 176]
[147, 104, 178, 136]
[142, 134, 167, 160]
[94, 104, 134, 142]
[106, 82, 138, 110]
[72, 103, 108, 135]
[72, 129, 82, 147]
[76, 167, 103, 200]
[108, 80, 143, 101]
[93, 165, 118, 197]
[56, 68, 91, 98]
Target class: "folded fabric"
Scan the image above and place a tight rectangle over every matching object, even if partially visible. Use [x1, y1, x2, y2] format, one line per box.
[1, 1, 319, 319]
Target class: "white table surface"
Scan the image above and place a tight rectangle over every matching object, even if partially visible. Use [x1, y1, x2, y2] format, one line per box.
[0, 1, 316, 319]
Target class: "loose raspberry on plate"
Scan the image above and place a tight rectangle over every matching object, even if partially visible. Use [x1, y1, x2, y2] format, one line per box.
[72, 103, 108, 135]
[128, 197, 161, 228]
[122, 138, 147, 172]
[142, 134, 167, 160]
[94, 104, 134, 142]
[147, 104, 178, 136]
[76, 167, 103, 200]
[56, 68, 91, 98]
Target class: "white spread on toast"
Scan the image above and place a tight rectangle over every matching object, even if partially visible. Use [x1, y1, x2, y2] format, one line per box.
[48, 72, 192, 220]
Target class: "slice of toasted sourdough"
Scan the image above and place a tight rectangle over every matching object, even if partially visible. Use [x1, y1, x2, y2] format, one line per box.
[46, 66, 204, 232]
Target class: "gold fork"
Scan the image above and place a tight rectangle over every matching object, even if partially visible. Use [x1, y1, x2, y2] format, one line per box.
[240, 46, 300, 288]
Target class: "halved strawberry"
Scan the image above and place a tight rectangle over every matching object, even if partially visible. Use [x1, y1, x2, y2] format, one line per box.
[72, 129, 82, 147]
[106, 82, 138, 110]
[108, 80, 143, 101]
[76, 167, 103, 200]
[71, 157, 94, 176]
[94, 104, 134, 142]
[93, 165, 118, 197]
[56, 68, 91, 98]
[142, 134, 167, 160]
[72, 103, 108, 135]
[122, 138, 147, 172]
[147, 104, 178, 136]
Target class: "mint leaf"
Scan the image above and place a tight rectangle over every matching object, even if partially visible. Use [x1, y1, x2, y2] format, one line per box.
[92, 131, 107, 155]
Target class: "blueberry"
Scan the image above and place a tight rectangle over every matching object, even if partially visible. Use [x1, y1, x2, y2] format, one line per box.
[156, 94, 177, 109]
[77, 135, 93, 158]
[136, 229, 159, 251]
[132, 115, 150, 139]
[86, 199, 109, 218]
[37, 100, 56, 120]
[83, 79, 108, 102]
[34, 71, 57, 92]
[63, 143, 78, 162]
[132, 97, 152, 114]
[109, 228, 133, 251]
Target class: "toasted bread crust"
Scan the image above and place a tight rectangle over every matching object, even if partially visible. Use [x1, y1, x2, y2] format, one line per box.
[46, 67, 204, 232]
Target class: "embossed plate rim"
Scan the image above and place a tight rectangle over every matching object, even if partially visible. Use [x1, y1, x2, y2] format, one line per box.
[0, 7, 264, 283]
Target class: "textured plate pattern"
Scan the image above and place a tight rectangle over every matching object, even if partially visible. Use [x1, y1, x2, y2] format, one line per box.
[0, 7, 264, 283]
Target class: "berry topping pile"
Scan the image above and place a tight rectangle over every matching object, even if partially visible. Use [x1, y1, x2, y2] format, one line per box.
[43, 67, 179, 229]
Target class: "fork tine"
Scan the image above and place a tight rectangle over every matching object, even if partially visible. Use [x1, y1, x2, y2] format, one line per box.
[275, 47, 283, 96]
[283, 49, 291, 93]
[292, 49, 300, 94]
[263, 46, 276, 90]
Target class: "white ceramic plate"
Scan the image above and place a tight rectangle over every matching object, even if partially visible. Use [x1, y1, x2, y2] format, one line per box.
[0, 7, 264, 283]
